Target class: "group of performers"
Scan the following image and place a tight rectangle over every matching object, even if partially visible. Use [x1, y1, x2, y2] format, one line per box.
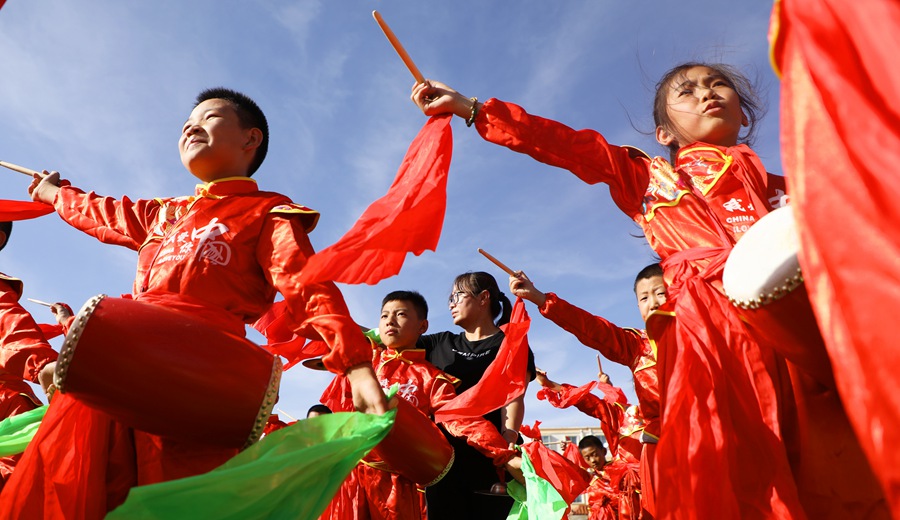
[1, 0, 899, 518]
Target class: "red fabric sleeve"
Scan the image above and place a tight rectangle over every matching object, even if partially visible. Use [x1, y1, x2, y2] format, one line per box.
[0, 280, 58, 383]
[540, 293, 645, 369]
[431, 377, 515, 467]
[476, 98, 650, 217]
[258, 215, 371, 374]
[54, 186, 160, 250]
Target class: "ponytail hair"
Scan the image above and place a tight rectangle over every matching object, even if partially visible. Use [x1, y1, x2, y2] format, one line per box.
[452, 271, 513, 326]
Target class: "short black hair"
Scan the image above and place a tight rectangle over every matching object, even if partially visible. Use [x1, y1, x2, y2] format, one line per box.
[633, 263, 664, 293]
[578, 435, 607, 452]
[195, 87, 269, 176]
[0, 221, 12, 252]
[307, 404, 332, 417]
[382, 290, 429, 320]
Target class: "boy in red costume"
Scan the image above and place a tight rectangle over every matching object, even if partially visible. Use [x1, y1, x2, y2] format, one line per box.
[0, 221, 58, 489]
[572, 435, 619, 520]
[509, 263, 663, 517]
[3, 88, 387, 519]
[321, 290, 521, 519]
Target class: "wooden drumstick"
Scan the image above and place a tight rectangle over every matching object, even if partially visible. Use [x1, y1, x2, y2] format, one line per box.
[276, 408, 297, 422]
[477, 248, 517, 277]
[0, 160, 44, 178]
[27, 298, 55, 307]
[372, 10, 425, 84]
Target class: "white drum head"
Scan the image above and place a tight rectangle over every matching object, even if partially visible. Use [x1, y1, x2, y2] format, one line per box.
[723, 206, 803, 308]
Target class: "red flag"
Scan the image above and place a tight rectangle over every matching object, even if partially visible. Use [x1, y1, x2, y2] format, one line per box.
[595, 380, 627, 405]
[434, 298, 530, 423]
[520, 420, 542, 441]
[252, 300, 328, 369]
[536, 381, 597, 409]
[522, 441, 591, 505]
[0, 200, 54, 221]
[562, 441, 587, 470]
[773, 0, 900, 515]
[298, 115, 452, 286]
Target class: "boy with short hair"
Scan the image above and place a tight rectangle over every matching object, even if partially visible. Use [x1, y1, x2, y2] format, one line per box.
[509, 263, 665, 516]
[574, 435, 618, 520]
[6, 88, 386, 517]
[321, 290, 520, 519]
[0, 221, 59, 489]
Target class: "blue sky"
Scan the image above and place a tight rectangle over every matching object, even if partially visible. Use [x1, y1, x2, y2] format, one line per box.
[0, 1, 780, 428]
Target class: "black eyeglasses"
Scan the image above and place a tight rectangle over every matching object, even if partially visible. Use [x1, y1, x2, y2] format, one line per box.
[448, 291, 469, 305]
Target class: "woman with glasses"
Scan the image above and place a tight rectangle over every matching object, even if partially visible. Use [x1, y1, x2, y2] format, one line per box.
[417, 271, 536, 519]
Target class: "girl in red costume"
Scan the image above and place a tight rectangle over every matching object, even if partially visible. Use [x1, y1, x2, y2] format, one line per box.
[411, 64, 804, 519]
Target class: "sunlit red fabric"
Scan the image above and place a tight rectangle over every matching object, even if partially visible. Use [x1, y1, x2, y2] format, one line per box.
[36, 323, 64, 340]
[252, 300, 328, 369]
[562, 441, 587, 470]
[0, 200, 54, 221]
[519, 420, 542, 441]
[433, 298, 530, 423]
[298, 115, 452, 286]
[772, 0, 900, 515]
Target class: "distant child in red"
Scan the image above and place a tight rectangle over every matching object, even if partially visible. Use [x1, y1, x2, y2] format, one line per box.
[573, 435, 618, 520]
[321, 290, 520, 520]
[0, 221, 58, 489]
[537, 367, 643, 519]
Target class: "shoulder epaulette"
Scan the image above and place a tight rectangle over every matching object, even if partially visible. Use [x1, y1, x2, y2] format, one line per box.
[269, 203, 320, 233]
[622, 145, 651, 161]
[0, 272, 24, 299]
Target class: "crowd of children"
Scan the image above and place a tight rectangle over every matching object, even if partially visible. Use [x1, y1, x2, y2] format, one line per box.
[0, 2, 895, 518]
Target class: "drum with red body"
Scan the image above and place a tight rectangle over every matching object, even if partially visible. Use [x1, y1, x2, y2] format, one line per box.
[367, 393, 455, 486]
[723, 206, 834, 388]
[54, 295, 281, 448]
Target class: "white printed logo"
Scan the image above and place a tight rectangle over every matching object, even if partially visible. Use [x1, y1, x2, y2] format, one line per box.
[191, 218, 232, 266]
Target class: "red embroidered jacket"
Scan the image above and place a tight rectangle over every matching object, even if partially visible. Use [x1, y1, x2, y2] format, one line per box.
[52, 177, 370, 372]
